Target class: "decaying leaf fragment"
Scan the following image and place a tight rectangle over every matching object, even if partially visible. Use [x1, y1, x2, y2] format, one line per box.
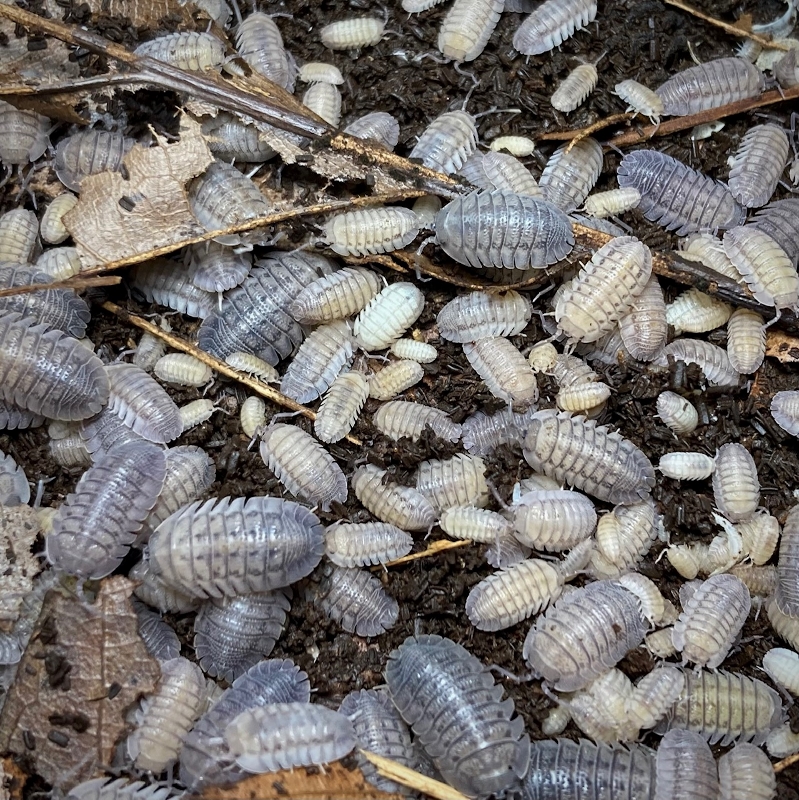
[0, 576, 160, 791]
[63, 117, 213, 267]
[41, 0, 198, 28]
[0, 506, 43, 632]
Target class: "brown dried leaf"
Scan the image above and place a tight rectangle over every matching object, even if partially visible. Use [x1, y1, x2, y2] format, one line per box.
[41, 0, 197, 28]
[732, 13, 754, 32]
[0, 506, 43, 632]
[63, 116, 213, 267]
[1, 756, 26, 800]
[766, 330, 799, 363]
[0, 576, 160, 791]
[0, 18, 79, 87]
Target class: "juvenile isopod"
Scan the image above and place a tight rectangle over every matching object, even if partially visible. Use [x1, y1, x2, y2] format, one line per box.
[614, 79, 665, 123]
[259, 423, 347, 511]
[616, 573, 672, 625]
[353, 282, 425, 351]
[679, 231, 744, 282]
[665, 287, 732, 334]
[582, 187, 641, 219]
[659, 451, 715, 481]
[513, 489, 597, 551]
[50, 431, 93, 469]
[298, 62, 344, 84]
[179, 399, 216, 431]
[201, 114, 276, 163]
[592, 498, 659, 576]
[617, 149, 745, 235]
[728, 123, 790, 208]
[54, 129, 135, 192]
[129, 260, 215, 319]
[763, 647, 799, 696]
[776, 505, 799, 617]
[771, 390, 799, 436]
[132, 600, 181, 662]
[352, 463, 436, 531]
[654, 338, 739, 386]
[386, 634, 530, 797]
[373, 400, 461, 443]
[368, 359, 424, 400]
[713, 442, 760, 523]
[512, 0, 597, 55]
[0, 208, 38, 263]
[551, 61, 600, 113]
[415, 453, 489, 512]
[240, 396, 266, 439]
[523, 408, 656, 504]
[490, 136, 536, 157]
[617, 274, 667, 361]
[40, 192, 78, 245]
[409, 110, 478, 174]
[540, 138, 603, 213]
[325, 522, 413, 567]
[465, 558, 563, 630]
[462, 406, 537, 454]
[316, 563, 399, 636]
[134, 31, 229, 72]
[390, 338, 437, 362]
[314, 371, 369, 443]
[438, 505, 513, 542]
[320, 17, 385, 49]
[655, 57, 765, 116]
[236, 12, 296, 90]
[463, 337, 539, 407]
[655, 729, 719, 800]
[35, 247, 82, 282]
[718, 742, 777, 800]
[290, 268, 381, 324]
[302, 82, 342, 127]
[726, 308, 765, 374]
[147, 495, 324, 599]
[437, 290, 532, 343]
[188, 241, 252, 294]
[437, 0, 503, 62]
[323, 207, 419, 257]
[343, 112, 401, 150]
[0, 100, 50, 167]
[225, 352, 278, 383]
[154, 353, 213, 388]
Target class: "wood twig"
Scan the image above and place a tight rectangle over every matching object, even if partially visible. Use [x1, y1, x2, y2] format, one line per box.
[99, 300, 362, 446]
[359, 751, 470, 800]
[380, 539, 472, 569]
[0, 275, 121, 298]
[773, 752, 799, 773]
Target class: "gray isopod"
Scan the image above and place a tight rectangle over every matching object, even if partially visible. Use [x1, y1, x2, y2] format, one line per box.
[194, 592, 290, 681]
[655, 730, 718, 800]
[618, 275, 668, 361]
[147, 495, 324, 599]
[339, 689, 416, 795]
[655, 57, 765, 116]
[225, 702, 356, 773]
[201, 114, 276, 164]
[728, 123, 790, 208]
[323, 207, 419, 257]
[772, 390, 799, 436]
[0, 398, 44, 431]
[314, 371, 369, 443]
[373, 400, 462, 443]
[259, 423, 347, 510]
[437, 289, 532, 343]
[188, 241, 252, 294]
[438, 0, 503, 62]
[718, 743, 776, 800]
[416, 453, 489, 512]
[540, 138, 603, 213]
[80, 407, 147, 461]
[325, 521, 413, 567]
[521, 738, 656, 800]
[353, 281, 425, 352]
[776, 505, 799, 618]
[343, 111, 401, 150]
[316, 563, 399, 636]
[512, 0, 597, 55]
[352, 463, 436, 532]
[461, 406, 537, 455]
[54, 129, 135, 192]
[409, 110, 478, 174]
[523, 579, 647, 691]
[65, 778, 172, 800]
[750, 197, 799, 267]
[0, 209, 39, 263]
[235, 12, 296, 91]
[289, 267, 381, 324]
[0, 100, 50, 167]
[523, 408, 655, 504]
[654, 338, 739, 386]
[0, 313, 109, 421]
[617, 149, 745, 235]
[129, 260, 215, 319]
[713, 442, 760, 523]
[132, 600, 181, 662]
[386, 634, 530, 797]
[280, 320, 353, 403]
[463, 337, 540, 407]
[105, 363, 183, 444]
[134, 31, 229, 72]
[0, 449, 29, 506]
[46, 442, 166, 579]
[0, 263, 90, 338]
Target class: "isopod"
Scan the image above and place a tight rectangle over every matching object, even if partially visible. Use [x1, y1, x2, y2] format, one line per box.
[0, 100, 50, 167]
[0, 208, 38, 262]
[438, 505, 513, 542]
[438, 0, 503, 62]
[656, 729, 719, 800]
[750, 198, 799, 267]
[763, 647, 799, 696]
[65, 778, 172, 800]
[316, 563, 399, 636]
[131, 559, 199, 614]
[50, 431, 92, 469]
[415, 453, 488, 512]
[655, 57, 765, 116]
[352, 463, 436, 531]
[593, 498, 659, 576]
[129, 260, 215, 319]
[614, 78, 665, 124]
[343, 111, 401, 150]
[314, 371, 369, 443]
[539, 137, 603, 213]
[666, 287, 732, 334]
[654, 338, 739, 386]
[582, 186, 641, 218]
[54, 129, 135, 192]
[523, 408, 656, 504]
[40, 192, 78, 244]
[188, 241, 252, 294]
[659, 451, 715, 480]
[728, 123, 790, 208]
[325, 522, 413, 567]
[513, 489, 597, 551]
[0, 449, 29, 507]
[463, 151, 542, 197]
[0, 398, 44, 432]
[290, 267, 381, 324]
[617, 274, 667, 361]
[551, 62, 599, 113]
[726, 308, 766, 374]
[462, 406, 537, 454]
[134, 31, 228, 72]
[679, 231, 746, 283]
[132, 600, 181, 662]
[353, 282, 425, 351]
[201, 114, 276, 163]
[298, 62, 344, 84]
[512, 0, 598, 55]
[776, 505, 799, 617]
[390, 338, 437, 362]
[320, 17, 385, 50]
[463, 337, 539, 407]
[35, 246, 82, 281]
[616, 573, 672, 625]
[718, 742, 776, 800]
[302, 82, 342, 127]
[324, 207, 419, 257]
[194, 592, 290, 681]
[771, 390, 799, 436]
[180, 399, 216, 431]
[154, 353, 213, 387]
[225, 352, 278, 383]
[713, 442, 760, 523]
[259, 423, 347, 511]
[409, 110, 478, 174]
[437, 289, 532, 343]
[236, 12, 296, 90]
[368, 359, 424, 400]
[373, 400, 461, 443]
[386, 634, 530, 797]
[240, 396, 266, 438]
[731, 563, 778, 597]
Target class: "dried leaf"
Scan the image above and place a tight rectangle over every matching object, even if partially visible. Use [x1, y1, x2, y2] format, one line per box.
[63, 116, 213, 266]
[195, 760, 403, 800]
[0, 576, 160, 791]
[0, 18, 79, 87]
[0, 506, 43, 632]
[41, 0, 197, 28]
[766, 330, 799, 363]
[1, 756, 26, 800]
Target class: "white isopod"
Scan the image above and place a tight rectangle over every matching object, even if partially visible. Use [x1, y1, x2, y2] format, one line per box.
[352, 464, 436, 532]
[290, 268, 381, 325]
[726, 308, 766, 374]
[513, 0, 598, 55]
[409, 110, 478, 175]
[614, 79, 665, 124]
[437, 0, 503, 62]
[617, 275, 667, 362]
[35, 247, 82, 282]
[324, 207, 419, 257]
[320, 18, 385, 50]
[540, 137, 603, 212]
[763, 647, 799, 696]
[40, 192, 78, 245]
[154, 353, 213, 388]
[325, 522, 413, 567]
[659, 452, 715, 481]
[373, 400, 461, 443]
[679, 232, 744, 284]
[713, 442, 760, 523]
[551, 62, 600, 113]
[615, 573, 670, 625]
[438, 505, 513, 542]
[728, 123, 791, 209]
[490, 136, 536, 157]
[718, 742, 776, 800]
[180, 399, 216, 431]
[368, 359, 424, 400]
[314, 371, 369, 443]
[513, 489, 597, 551]
[653, 339, 739, 387]
[665, 288, 732, 334]
[298, 62, 344, 84]
[354, 282, 425, 351]
[582, 187, 641, 219]
[592, 499, 658, 577]
[302, 82, 342, 127]
[389, 339, 437, 363]
[416, 453, 489, 513]
[772, 390, 799, 436]
[240, 396, 266, 439]
[463, 337, 539, 407]
[225, 352, 279, 383]
[437, 290, 532, 343]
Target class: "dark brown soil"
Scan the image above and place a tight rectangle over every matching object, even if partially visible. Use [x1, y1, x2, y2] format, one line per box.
[2, 0, 799, 795]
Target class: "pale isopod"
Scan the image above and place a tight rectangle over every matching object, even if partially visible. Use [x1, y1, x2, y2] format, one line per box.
[415, 453, 489, 512]
[154, 353, 213, 387]
[665, 287, 732, 334]
[487, 534, 532, 568]
[259, 423, 347, 511]
[772, 390, 799, 436]
[409, 110, 478, 174]
[513, 489, 597, 551]
[0, 100, 50, 166]
[343, 112, 401, 150]
[131, 558, 199, 614]
[389, 338, 437, 362]
[236, 12, 296, 90]
[54, 129, 135, 192]
[776, 505, 799, 617]
[679, 231, 744, 282]
[438, 505, 513, 542]
[40, 192, 78, 244]
[763, 647, 799, 696]
[320, 17, 385, 49]
[353, 282, 425, 351]
[463, 152, 541, 197]
[614, 79, 664, 123]
[49, 431, 92, 469]
[713, 442, 760, 523]
[512, 0, 598, 55]
[129, 260, 215, 319]
[302, 82, 342, 127]
[582, 187, 641, 218]
[592, 498, 658, 576]
[352, 463, 436, 531]
[655, 729, 718, 800]
[66, 776, 171, 800]
[314, 371, 369, 443]
[290, 267, 381, 324]
[134, 31, 228, 72]
[726, 308, 766, 374]
[463, 337, 539, 407]
[325, 522, 413, 567]
[656, 391, 698, 435]
[462, 406, 537, 454]
[35, 247, 82, 282]
[659, 451, 715, 481]
[728, 123, 790, 208]
[437, 289, 532, 343]
[718, 742, 777, 800]
[540, 137, 603, 212]
[731, 563, 778, 597]
[551, 62, 599, 113]
[298, 62, 344, 84]
[373, 400, 461, 443]
[225, 352, 278, 383]
[0, 209, 38, 262]
[654, 338, 739, 387]
[0, 449, 29, 506]
[616, 573, 671, 625]
[240, 396, 266, 438]
[180, 399, 216, 431]
[201, 114, 276, 163]
[490, 136, 536, 157]
[324, 207, 419, 257]
[617, 274, 667, 361]
[368, 359, 424, 400]
[437, 0, 503, 62]
[188, 241, 252, 294]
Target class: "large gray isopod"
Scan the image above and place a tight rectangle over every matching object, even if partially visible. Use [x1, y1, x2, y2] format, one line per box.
[54, 129, 135, 192]
[386, 634, 530, 797]
[655, 729, 719, 800]
[776, 505, 799, 618]
[129, 260, 215, 319]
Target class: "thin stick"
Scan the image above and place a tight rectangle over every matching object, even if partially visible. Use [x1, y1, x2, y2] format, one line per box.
[663, 0, 791, 50]
[359, 752, 470, 800]
[382, 539, 472, 568]
[562, 113, 633, 151]
[774, 752, 799, 773]
[99, 300, 363, 446]
[0, 275, 121, 298]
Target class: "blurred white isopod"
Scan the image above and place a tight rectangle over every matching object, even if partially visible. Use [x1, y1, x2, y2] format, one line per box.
[298, 62, 344, 84]
[718, 742, 776, 800]
[763, 647, 799, 696]
[225, 352, 279, 383]
[725, 308, 765, 374]
[240, 396, 266, 439]
[354, 282, 425, 351]
[615, 572, 671, 625]
[656, 391, 698, 436]
[665, 287, 732, 334]
[290, 267, 381, 325]
[373, 400, 461, 443]
[592, 498, 658, 577]
[154, 353, 213, 388]
[463, 337, 539, 407]
[614, 79, 665, 123]
[344, 112, 401, 150]
[772, 390, 799, 436]
[302, 82, 342, 127]
[389, 338, 437, 363]
[582, 187, 641, 218]
[352, 464, 436, 531]
[490, 136, 536, 156]
[653, 338, 739, 387]
[513, 0, 597, 55]
[180, 399, 216, 431]
[314, 371, 369, 443]
[320, 17, 385, 49]
[551, 62, 600, 113]
[556, 380, 610, 414]
[438, 0, 503, 62]
[659, 452, 715, 481]
[35, 247, 82, 281]
[437, 290, 532, 343]
[40, 192, 78, 245]
[324, 207, 419, 257]
[235, 12, 295, 89]
[655, 729, 718, 800]
[368, 359, 424, 400]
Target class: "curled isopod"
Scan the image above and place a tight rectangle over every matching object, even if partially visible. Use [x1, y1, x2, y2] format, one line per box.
[302, 82, 342, 127]
[723, 226, 797, 310]
[582, 187, 641, 218]
[655, 57, 765, 116]
[718, 742, 776, 800]
[512, 0, 597, 55]
[314, 371, 369, 443]
[513, 489, 597, 551]
[617, 150, 745, 235]
[437, 0, 503, 61]
[523, 408, 656, 504]
[236, 12, 296, 90]
[409, 110, 478, 175]
[132, 600, 181, 662]
[592, 498, 659, 576]
[148, 495, 324, 599]
[672, 573, 751, 668]
[374, 400, 461, 443]
[412, 195, 442, 229]
[490, 136, 536, 157]
[105, 363, 183, 444]
[463, 337, 539, 407]
[280, 320, 353, 403]
[154, 353, 213, 387]
[240, 396, 266, 438]
[750, 198, 799, 267]
[46, 443, 166, 579]
[437, 290, 532, 343]
[127, 656, 207, 774]
[194, 592, 290, 681]
[666, 287, 732, 334]
[551, 62, 599, 113]
[354, 282, 425, 351]
[320, 17, 385, 49]
[368, 359, 424, 400]
[415, 453, 489, 512]
[771, 390, 799, 436]
[0, 209, 38, 262]
[299, 62, 344, 84]
[523, 579, 647, 691]
[465, 558, 563, 630]
[188, 242, 252, 294]
[763, 647, 799, 696]
[317, 564, 398, 636]
[339, 690, 415, 795]
[462, 406, 537, 455]
[290, 267, 381, 324]
[343, 111, 400, 150]
[129, 260, 215, 319]
[655, 729, 719, 800]
[713, 442, 760, 523]
[0, 100, 50, 167]
[659, 451, 715, 481]
[134, 31, 228, 72]
[0, 449, 29, 506]
[540, 138, 603, 213]
[0, 313, 109, 421]
[728, 123, 790, 208]
[325, 522, 412, 567]
[352, 463, 436, 531]
[726, 308, 765, 374]
[617, 274, 667, 361]
[259, 423, 347, 511]
[614, 79, 664, 123]
[654, 338, 739, 387]
[54, 129, 135, 192]
[40, 192, 78, 244]
[615, 573, 670, 625]
[438, 505, 512, 542]
[386, 634, 529, 796]
[776, 505, 799, 617]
